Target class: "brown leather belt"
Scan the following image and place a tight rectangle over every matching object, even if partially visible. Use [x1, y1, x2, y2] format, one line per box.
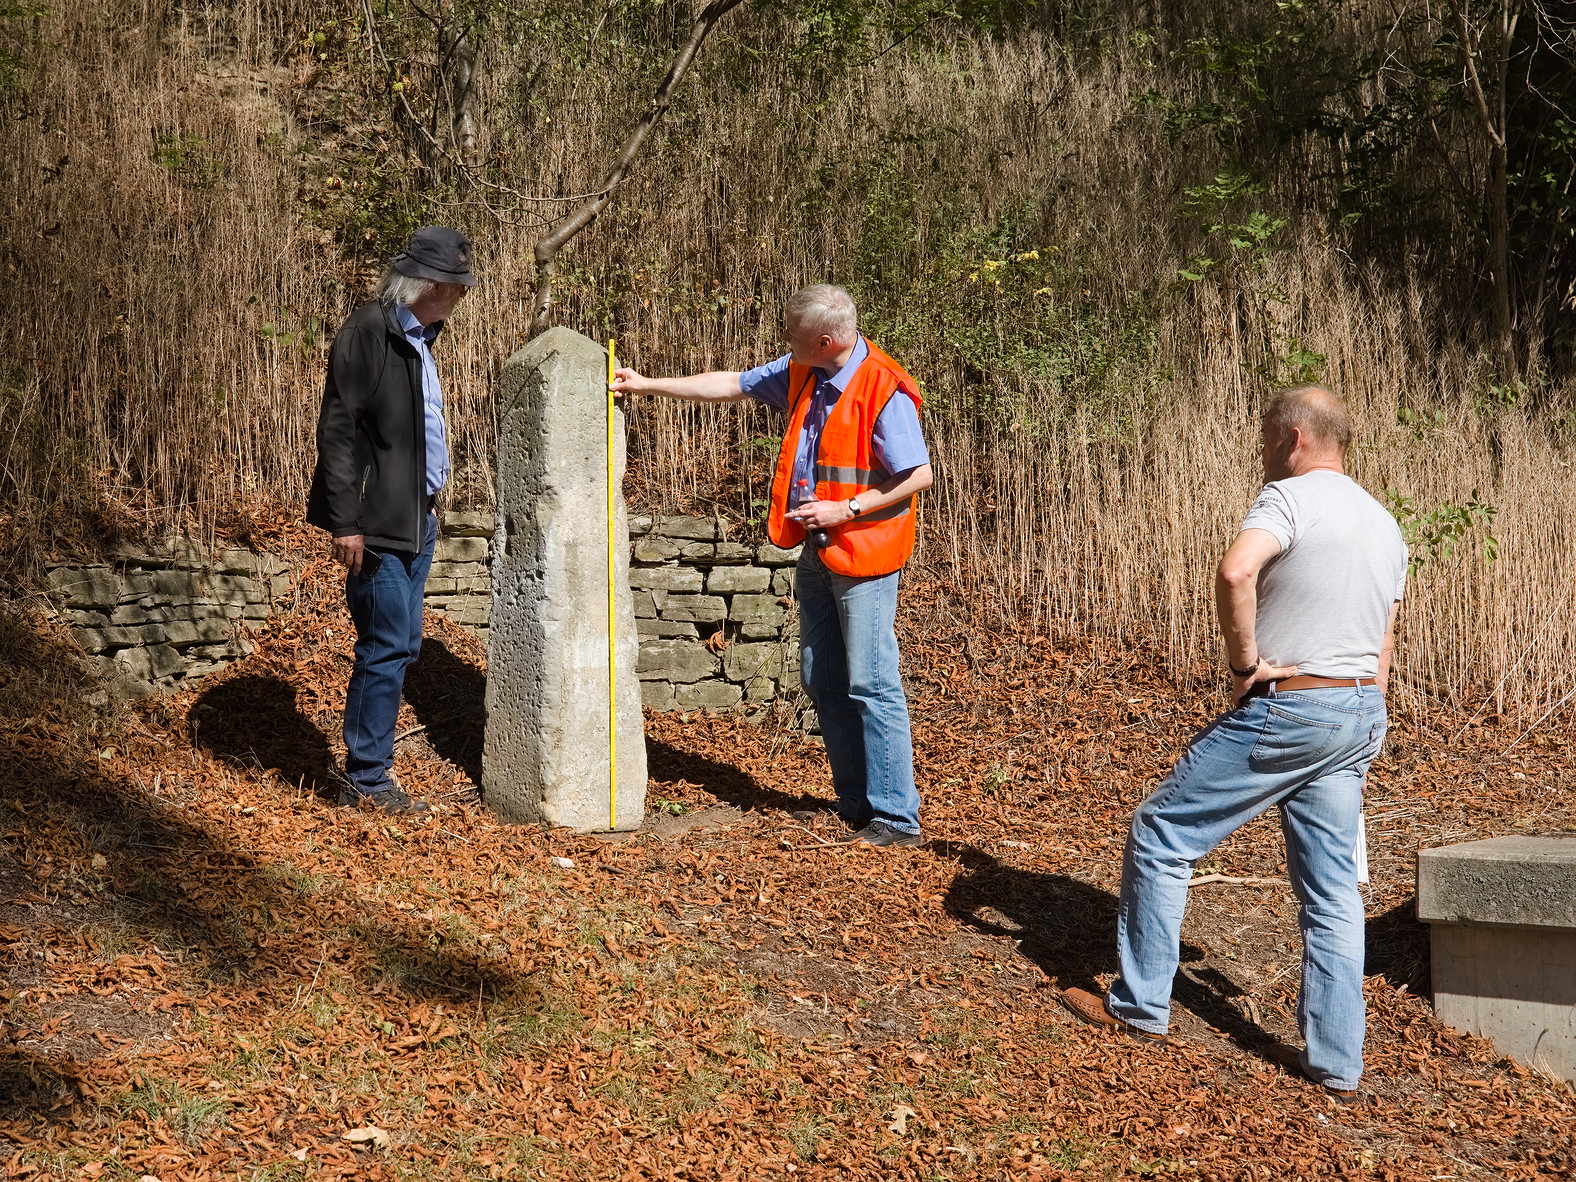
[1274, 676, 1377, 691]
[1248, 675, 1377, 699]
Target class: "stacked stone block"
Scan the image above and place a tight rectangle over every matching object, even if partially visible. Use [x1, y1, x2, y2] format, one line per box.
[629, 514, 801, 711]
[422, 510, 494, 635]
[45, 541, 289, 697]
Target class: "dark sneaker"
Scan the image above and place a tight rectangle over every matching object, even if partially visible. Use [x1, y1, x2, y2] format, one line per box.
[338, 777, 432, 815]
[840, 820, 923, 848]
[361, 784, 432, 815]
[1060, 987, 1169, 1046]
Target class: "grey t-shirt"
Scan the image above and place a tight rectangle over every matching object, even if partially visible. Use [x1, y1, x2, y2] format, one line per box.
[1240, 470, 1408, 679]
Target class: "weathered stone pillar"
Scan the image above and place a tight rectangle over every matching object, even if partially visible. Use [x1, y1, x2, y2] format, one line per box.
[483, 327, 646, 831]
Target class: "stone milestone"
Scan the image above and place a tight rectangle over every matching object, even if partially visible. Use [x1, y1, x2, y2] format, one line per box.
[483, 327, 647, 831]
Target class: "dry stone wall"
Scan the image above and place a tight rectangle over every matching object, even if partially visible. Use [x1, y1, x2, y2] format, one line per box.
[627, 515, 802, 711]
[44, 541, 290, 697]
[42, 513, 802, 708]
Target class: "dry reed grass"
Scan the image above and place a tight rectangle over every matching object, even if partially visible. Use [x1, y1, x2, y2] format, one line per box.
[2, 1, 1570, 719]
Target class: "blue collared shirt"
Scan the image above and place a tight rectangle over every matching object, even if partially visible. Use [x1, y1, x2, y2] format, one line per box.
[738, 336, 929, 508]
[395, 305, 449, 496]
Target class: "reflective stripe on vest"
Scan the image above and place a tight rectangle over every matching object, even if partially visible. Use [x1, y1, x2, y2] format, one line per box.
[765, 339, 923, 578]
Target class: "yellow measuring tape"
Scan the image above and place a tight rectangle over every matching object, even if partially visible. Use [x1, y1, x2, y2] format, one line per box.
[606, 339, 618, 831]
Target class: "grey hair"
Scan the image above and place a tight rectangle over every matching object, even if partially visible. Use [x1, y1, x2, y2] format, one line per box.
[784, 283, 859, 347]
[1263, 384, 1354, 454]
[376, 267, 436, 308]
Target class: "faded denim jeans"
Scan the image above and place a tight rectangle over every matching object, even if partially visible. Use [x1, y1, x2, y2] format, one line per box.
[795, 547, 921, 834]
[1107, 683, 1387, 1090]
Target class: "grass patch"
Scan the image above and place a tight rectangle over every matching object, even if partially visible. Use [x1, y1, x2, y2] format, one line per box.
[112, 1075, 230, 1147]
[785, 1112, 830, 1162]
[259, 859, 326, 898]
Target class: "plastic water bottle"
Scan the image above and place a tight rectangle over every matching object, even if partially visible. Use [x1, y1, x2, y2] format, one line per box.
[798, 480, 831, 550]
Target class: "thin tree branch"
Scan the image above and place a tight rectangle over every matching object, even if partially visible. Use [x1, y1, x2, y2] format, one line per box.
[1455, 3, 1505, 148]
[527, 0, 748, 336]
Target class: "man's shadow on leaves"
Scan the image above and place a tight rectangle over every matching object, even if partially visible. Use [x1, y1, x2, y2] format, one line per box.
[938, 842, 1310, 1062]
[0, 614, 548, 1127]
[1365, 895, 1431, 995]
[192, 673, 340, 800]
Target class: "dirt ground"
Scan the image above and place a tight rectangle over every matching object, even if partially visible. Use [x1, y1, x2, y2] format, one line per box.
[2, 552, 1574, 1181]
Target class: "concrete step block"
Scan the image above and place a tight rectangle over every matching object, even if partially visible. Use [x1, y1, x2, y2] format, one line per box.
[1418, 836, 1576, 928]
[1418, 837, 1576, 1084]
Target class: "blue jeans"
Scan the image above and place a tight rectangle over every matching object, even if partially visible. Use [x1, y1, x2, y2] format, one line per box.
[1108, 684, 1387, 1090]
[343, 513, 437, 795]
[795, 549, 921, 833]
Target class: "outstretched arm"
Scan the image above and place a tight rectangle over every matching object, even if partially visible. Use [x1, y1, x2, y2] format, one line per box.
[612, 366, 746, 403]
[1216, 528, 1299, 704]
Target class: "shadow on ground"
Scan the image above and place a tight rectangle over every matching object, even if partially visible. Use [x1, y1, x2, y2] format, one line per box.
[0, 1048, 96, 1118]
[645, 736, 840, 817]
[191, 672, 340, 800]
[0, 609, 547, 1129]
[404, 637, 485, 784]
[941, 841, 1309, 1063]
[1366, 895, 1431, 995]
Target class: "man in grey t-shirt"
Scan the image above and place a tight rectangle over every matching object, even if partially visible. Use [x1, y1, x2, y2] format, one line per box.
[1062, 385, 1406, 1105]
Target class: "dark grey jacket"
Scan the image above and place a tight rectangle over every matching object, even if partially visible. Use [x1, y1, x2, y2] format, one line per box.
[306, 300, 443, 551]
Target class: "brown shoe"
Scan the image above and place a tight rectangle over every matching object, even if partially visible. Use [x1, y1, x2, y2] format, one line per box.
[1059, 987, 1168, 1045]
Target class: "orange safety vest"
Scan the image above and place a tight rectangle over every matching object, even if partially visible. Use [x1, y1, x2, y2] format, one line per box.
[766, 339, 924, 577]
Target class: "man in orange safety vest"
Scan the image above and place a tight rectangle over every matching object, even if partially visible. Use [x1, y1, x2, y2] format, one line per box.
[613, 284, 933, 846]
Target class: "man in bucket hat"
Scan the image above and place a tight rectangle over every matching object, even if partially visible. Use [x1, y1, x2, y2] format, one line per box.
[307, 227, 477, 814]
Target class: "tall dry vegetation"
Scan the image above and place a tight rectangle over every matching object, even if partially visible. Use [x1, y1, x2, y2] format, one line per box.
[1, 0, 1572, 719]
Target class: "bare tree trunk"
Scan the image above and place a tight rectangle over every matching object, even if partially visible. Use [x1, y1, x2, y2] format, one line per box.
[527, 0, 747, 337]
[1455, 0, 1522, 379]
[446, 21, 482, 169]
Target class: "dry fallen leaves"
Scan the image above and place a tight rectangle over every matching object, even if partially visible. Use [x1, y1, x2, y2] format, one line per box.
[342, 1125, 391, 1150]
[0, 554, 1573, 1182]
[887, 1104, 918, 1135]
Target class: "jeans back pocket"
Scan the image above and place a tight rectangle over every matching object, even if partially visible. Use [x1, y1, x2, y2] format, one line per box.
[1248, 704, 1344, 773]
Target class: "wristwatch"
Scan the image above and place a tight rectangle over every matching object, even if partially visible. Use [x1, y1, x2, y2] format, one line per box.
[847, 497, 863, 517]
[1229, 657, 1259, 678]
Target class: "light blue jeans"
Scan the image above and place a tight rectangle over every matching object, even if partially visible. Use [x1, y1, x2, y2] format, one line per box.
[795, 549, 921, 833]
[1108, 684, 1387, 1090]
